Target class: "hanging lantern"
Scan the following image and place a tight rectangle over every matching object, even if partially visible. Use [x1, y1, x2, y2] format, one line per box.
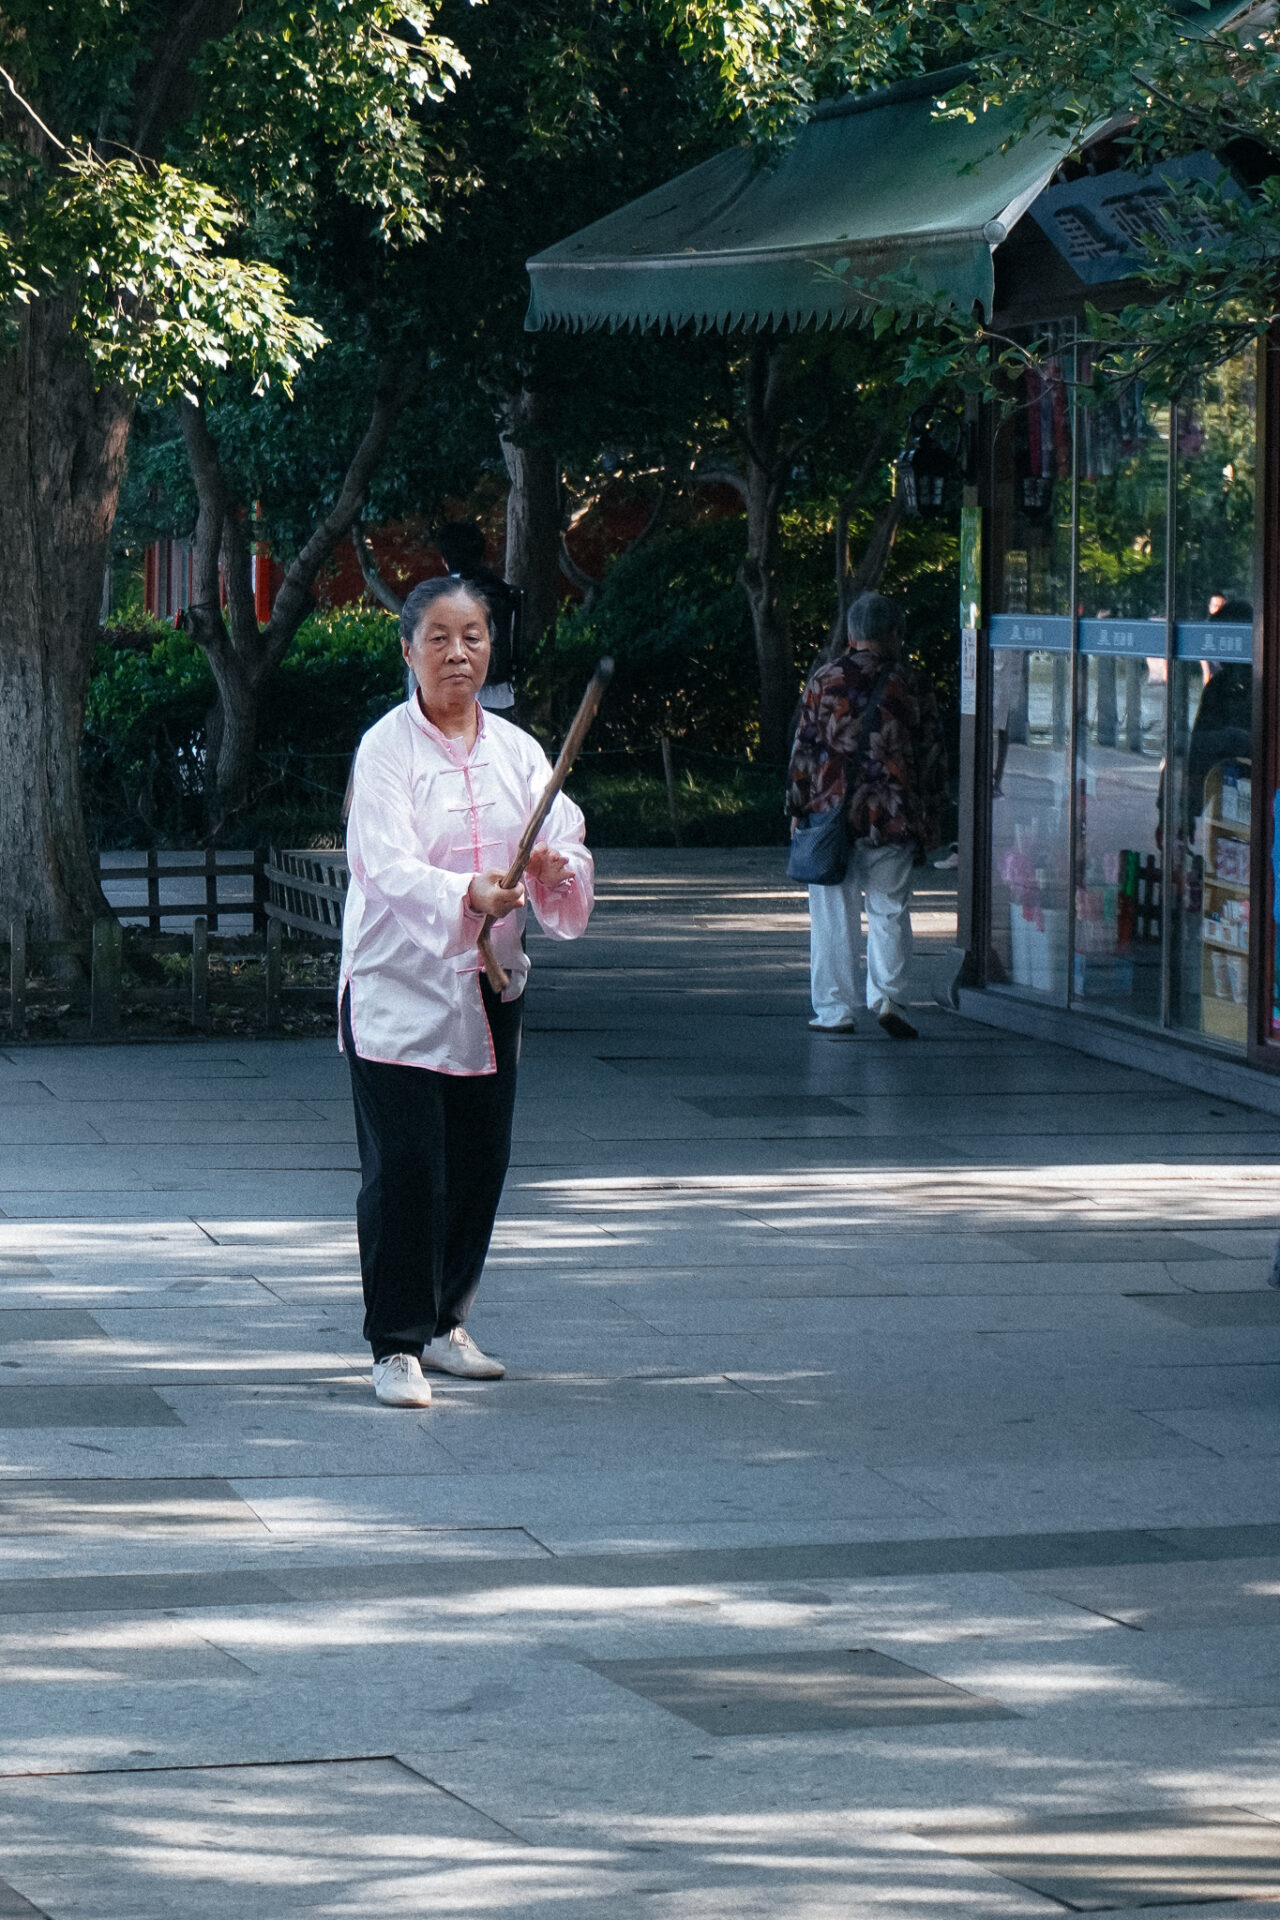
[898, 425, 952, 517]
[1020, 474, 1054, 516]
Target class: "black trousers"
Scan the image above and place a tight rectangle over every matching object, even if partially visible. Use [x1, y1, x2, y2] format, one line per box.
[341, 984, 522, 1359]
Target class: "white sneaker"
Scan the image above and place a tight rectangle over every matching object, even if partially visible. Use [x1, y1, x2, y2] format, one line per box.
[421, 1327, 505, 1379]
[876, 1000, 919, 1040]
[372, 1353, 432, 1407]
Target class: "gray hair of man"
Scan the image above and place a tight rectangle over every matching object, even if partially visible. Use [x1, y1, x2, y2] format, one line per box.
[846, 590, 904, 654]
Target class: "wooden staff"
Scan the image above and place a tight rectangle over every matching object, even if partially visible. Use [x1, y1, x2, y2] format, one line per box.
[477, 658, 614, 992]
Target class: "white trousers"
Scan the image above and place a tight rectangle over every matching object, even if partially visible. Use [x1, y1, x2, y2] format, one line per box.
[808, 840, 915, 1024]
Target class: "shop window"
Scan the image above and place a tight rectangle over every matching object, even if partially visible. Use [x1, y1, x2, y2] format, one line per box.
[1071, 382, 1170, 1020]
[1169, 353, 1256, 1047]
[988, 339, 1074, 996]
[983, 335, 1261, 1052]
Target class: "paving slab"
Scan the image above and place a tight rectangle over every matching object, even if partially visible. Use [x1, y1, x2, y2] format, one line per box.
[8, 850, 1280, 1915]
[0, 1387, 181, 1429]
[1011, 1556, 1280, 1632]
[586, 1647, 1017, 1734]
[921, 1807, 1280, 1909]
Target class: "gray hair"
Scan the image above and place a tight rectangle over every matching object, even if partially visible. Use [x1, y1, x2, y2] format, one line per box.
[846, 591, 903, 650]
[400, 575, 493, 650]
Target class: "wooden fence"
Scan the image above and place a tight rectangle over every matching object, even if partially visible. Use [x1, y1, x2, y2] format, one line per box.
[263, 850, 349, 939]
[100, 848, 268, 933]
[5, 849, 350, 1039]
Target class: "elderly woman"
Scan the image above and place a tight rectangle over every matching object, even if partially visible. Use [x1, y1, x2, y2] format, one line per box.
[787, 591, 944, 1041]
[340, 576, 593, 1407]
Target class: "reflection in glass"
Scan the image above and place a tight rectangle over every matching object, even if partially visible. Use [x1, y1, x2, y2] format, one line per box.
[988, 339, 1073, 997]
[1168, 350, 1256, 1046]
[1072, 387, 1170, 1017]
[991, 650, 1071, 994]
[1077, 376, 1169, 621]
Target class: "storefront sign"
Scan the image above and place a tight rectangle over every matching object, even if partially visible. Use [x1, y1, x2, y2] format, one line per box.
[1078, 618, 1166, 657]
[989, 613, 1071, 652]
[1175, 621, 1252, 662]
[959, 506, 981, 632]
[1027, 150, 1241, 287]
[960, 627, 977, 715]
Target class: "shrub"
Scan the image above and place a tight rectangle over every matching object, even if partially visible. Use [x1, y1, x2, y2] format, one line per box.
[265, 607, 404, 751]
[527, 521, 759, 757]
[82, 627, 214, 844]
[566, 758, 787, 847]
[82, 607, 404, 846]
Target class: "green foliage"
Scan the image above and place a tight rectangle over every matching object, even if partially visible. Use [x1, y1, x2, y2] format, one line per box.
[195, 0, 470, 248]
[647, 0, 910, 137]
[530, 502, 958, 770]
[82, 539, 958, 848]
[261, 608, 405, 752]
[566, 761, 788, 845]
[82, 627, 215, 843]
[845, 3, 1280, 398]
[528, 522, 759, 755]
[16, 156, 325, 395]
[0, 0, 467, 393]
[81, 606, 404, 844]
[885, 520, 960, 729]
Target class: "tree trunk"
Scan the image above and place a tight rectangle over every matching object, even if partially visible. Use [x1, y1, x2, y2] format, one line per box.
[501, 385, 561, 649]
[0, 298, 131, 938]
[737, 340, 792, 766]
[823, 425, 902, 659]
[204, 642, 264, 823]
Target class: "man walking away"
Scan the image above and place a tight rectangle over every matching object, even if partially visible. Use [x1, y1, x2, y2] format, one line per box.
[787, 591, 946, 1040]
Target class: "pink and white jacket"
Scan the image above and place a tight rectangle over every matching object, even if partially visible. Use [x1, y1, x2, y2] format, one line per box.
[339, 698, 593, 1073]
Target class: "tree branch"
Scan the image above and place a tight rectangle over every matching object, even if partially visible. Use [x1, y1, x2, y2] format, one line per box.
[558, 540, 601, 605]
[131, 0, 243, 157]
[178, 395, 230, 654]
[694, 464, 750, 504]
[740, 336, 787, 476]
[558, 485, 666, 611]
[631, 483, 667, 551]
[263, 353, 415, 664]
[849, 496, 903, 597]
[220, 506, 258, 647]
[0, 61, 69, 155]
[352, 519, 404, 615]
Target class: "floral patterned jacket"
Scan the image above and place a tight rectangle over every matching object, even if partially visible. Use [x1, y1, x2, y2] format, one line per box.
[786, 645, 946, 851]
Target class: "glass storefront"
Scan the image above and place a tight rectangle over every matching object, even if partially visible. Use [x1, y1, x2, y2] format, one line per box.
[1073, 382, 1170, 1020]
[987, 343, 1258, 1053]
[989, 340, 1074, 999]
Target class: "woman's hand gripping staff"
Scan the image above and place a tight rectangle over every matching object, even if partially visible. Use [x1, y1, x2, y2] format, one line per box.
[476, 659, 614, 993]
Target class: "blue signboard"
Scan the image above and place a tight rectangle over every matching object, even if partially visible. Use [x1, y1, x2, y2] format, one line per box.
[1078, 618, 1167, 658]
[990, 617, 1253, 662]
[989, 614, 1071, 652]
[1174, 621, 1252, 662]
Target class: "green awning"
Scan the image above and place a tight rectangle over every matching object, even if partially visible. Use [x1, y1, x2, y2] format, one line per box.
[525, 71, 1076, 334]
[525, 5, 1260, 336]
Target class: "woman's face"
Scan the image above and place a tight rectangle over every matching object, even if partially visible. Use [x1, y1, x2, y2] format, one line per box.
[404, 590, 491, 713]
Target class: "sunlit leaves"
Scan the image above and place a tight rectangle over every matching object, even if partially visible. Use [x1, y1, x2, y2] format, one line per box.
[13, 155, 326, 394]
[195, 0, 472, 244]
[647, 0, 910, 137]
[836, 2, 1280, 399]
[0, 0, 468, 394]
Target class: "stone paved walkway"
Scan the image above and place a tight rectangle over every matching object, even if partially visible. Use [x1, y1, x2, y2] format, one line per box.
[2, 849, 1280, 1916]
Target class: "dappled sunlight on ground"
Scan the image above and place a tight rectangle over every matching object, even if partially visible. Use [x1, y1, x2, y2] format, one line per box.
[4, 851, 1280, 1913]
